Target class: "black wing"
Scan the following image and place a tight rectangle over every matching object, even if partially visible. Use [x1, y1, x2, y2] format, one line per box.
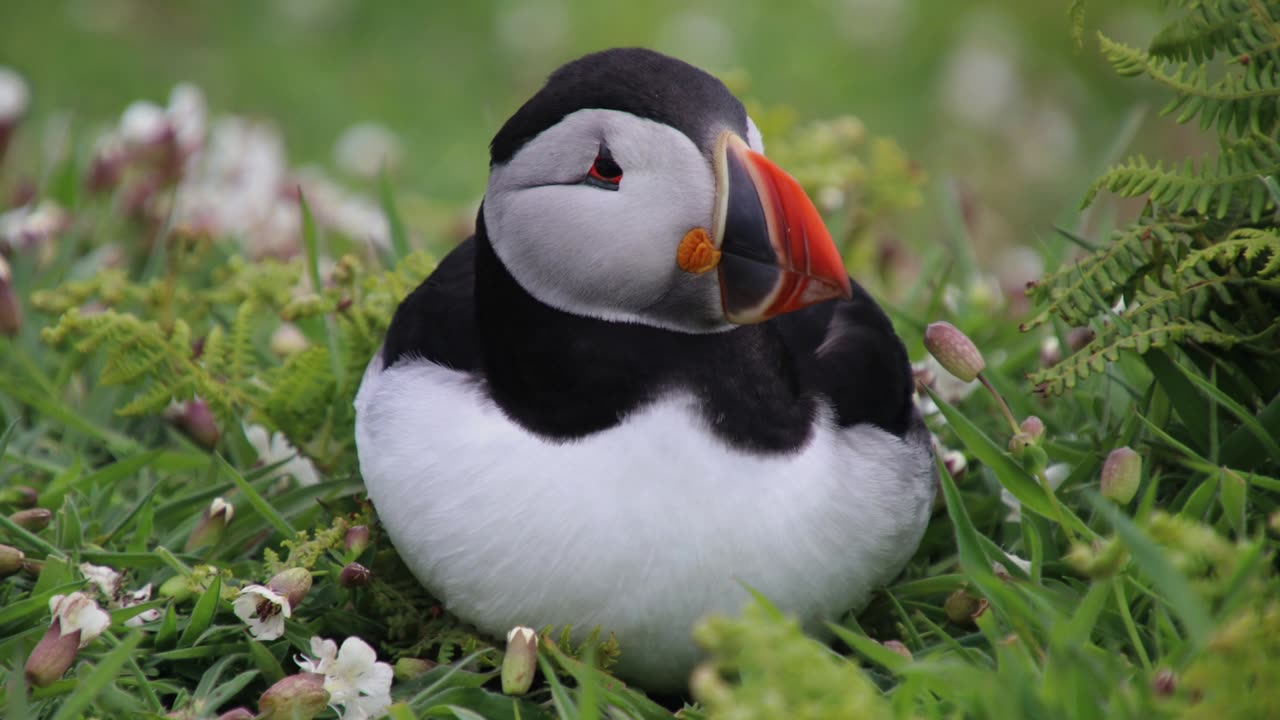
[774, 279, 916, 435]
[381, 237, 479, 372]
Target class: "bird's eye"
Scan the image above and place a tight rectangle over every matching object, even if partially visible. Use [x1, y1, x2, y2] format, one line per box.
[586, 147, 623, 190]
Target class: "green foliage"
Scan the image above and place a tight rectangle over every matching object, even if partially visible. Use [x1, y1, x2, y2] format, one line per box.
[35, 242, 434, 473]
[1031, 0, 1280, 396]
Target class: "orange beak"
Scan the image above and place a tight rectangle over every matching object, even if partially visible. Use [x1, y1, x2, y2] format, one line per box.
[711, 132, 852, 324]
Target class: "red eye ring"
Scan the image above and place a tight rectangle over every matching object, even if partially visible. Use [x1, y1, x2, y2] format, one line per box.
[586, 149, 623, 188]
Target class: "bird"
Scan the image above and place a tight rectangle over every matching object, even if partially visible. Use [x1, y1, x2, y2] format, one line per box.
[354, 47, 934, 694]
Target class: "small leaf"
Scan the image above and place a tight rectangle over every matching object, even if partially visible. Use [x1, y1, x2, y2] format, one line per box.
[178, 576, 222, 648]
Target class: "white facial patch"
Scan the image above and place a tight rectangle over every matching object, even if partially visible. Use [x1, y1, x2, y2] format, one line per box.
[746, 115, 765, 154]
[484, 109, 728, 333]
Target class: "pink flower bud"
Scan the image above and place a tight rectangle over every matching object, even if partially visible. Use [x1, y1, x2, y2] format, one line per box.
[339, 562, 371, 588]
[175, 399, 220, 449]
[1020, 416, 1045, 442]
[923, 321, 985, 382]
[0, 484, 38, 508]
[0, 543, 24, 577]
[944, 589, 980, 626]
[24, 618, 81, 687]
[10, 507, 52, 532]
[344, 525, 370, 556]
[270, 322, 309, 357]
[258, 673, 329, 720]
[216, 709, 255, 720]
[1101, 447, 1142, 504]
[881, 640, 912, 660]
[1151, 668, 1176, 696]
[502, 626, 539, 696]
[185, 497, 234, 551]
[393, 656, 437, 681]
[0, 255, 20, 337]
[266, 567, 313, 609]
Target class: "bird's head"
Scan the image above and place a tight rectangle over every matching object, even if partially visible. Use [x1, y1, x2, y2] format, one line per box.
[482, 48, 851, 334]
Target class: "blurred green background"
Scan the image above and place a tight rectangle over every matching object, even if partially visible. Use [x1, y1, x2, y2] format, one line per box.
[2, 0, 1178, 255]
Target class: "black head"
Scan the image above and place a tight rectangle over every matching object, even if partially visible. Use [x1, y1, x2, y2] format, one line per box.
[489, 48, 749, 166]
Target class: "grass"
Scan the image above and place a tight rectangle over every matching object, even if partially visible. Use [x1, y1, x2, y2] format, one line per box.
[3, 2, 1280, 719]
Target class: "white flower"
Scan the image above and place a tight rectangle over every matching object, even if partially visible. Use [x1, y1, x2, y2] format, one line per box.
[233, 584, 291, 641]
[79, 562, 121, 598]
[209, 496, 234, 524]
[167, 83, 207, 155]
[49, 592, 110, 647]
[296, 636, 393, 720]
[0, 200, 71, 252]
[333, 122, 403, 179]
[122, 583, 162, 628]
[120, 100, 170, 147]
[244, 423, 320, 487]
[0, 66, 29, 124]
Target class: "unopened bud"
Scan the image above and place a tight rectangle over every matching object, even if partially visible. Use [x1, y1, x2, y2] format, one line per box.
[216, 709, 255, 720]
[881, 640, 912, 661]
[502, 626, 539, 696]
[923, 321, 985, 382]
[270, 322, 308, 357]
[339, 562, 372, 588]
[393, 656, 437, 681]
[258, 672, 329, 720]
[10, 507, 52, 532]
[0, 484, 38, 508]
[941, 449, 967, 479]
[1151, 668, 1176, 696]
[174, 399, 220, 449]
[1065, 539, 1127, 578]
[944, 589, 980, 625]
[1269, 510, 1280, 537]
[158, 574, 194, 602]
[344, 525, 370, 556]
[0, 67, 29, 165]
[1020, 416, 1044, 442]
[185, 497, 234, 551]
[1101, 447, 1142, 504]
[266, 567, 312, 609]
[0, 543, 24, 577]
[0, 255, 21, 337]
[1066, 326, 1095, 353]
[24, 619, 81, 687]
[1008, 432, 1033, 457]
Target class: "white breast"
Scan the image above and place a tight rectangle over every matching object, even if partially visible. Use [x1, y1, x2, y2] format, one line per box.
[354, 355, 934, 692]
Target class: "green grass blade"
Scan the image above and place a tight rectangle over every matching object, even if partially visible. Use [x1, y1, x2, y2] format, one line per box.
[1088, 496, 1212, 646]
[380, 168, 411, 262]
[214, 452, 295, 537]
[178, 576, 222, 648]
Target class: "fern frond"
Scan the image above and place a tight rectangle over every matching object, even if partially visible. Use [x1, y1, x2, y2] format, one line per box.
[1180, 227, 1280, 276]
[1099, 34, 1280, 137]
[1147, 0, 1257, 62]
[226, 299, 258, 385]
[1083, 133, 1280, 220]
[1023, 223, 1181, 331]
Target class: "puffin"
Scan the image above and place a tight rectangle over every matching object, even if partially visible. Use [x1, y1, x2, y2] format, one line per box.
[354, 48, 934, 693]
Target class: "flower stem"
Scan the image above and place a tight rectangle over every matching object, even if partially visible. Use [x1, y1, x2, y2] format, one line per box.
[978, 373, 1020, 436]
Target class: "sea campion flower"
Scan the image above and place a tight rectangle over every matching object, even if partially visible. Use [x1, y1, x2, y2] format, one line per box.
[233, 584, 292, 641]
[80, 562, 122, 597]
[296, 636, 393, 720]
[344, 525, 370, 556]
[502, 626, 539, 696]
[333, 122, 403, 179]
[245, 423, 320, 487]
[25, 592, 112, 686]
[234, 567, 313, 641]
[339, 562, 372, 588]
